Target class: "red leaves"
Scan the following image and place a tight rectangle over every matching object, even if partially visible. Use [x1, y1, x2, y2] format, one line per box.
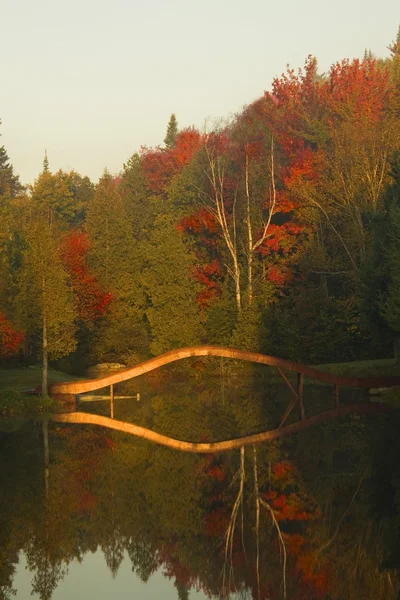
[205, 508, 229, 537]
[207, 465, 225, 481]
[141, 128, 203, 193]
[266, 266, 288, 287]
[178, 208, 220, 240]
[193, 260, 223, 308]
[61, 230, 112, 324]
[263, 490, 311, 521]
[0, 313, 23, 358]
[272, 460, 296, 480]
[294, 553, 331, 597]
[324, 58, 390, 121]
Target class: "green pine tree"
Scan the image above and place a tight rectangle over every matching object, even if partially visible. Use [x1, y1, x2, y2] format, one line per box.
[142, 214, 202, 355]
[381, 155, 400, 354]
[43, 150, 50, 174]
[120, 153, 155, 241]
[15, 217, 77, 394]
[86, 171, 149, 363]
[31, 169, 76, 227]
[0, 120, 23, 198]
[164, 114, 178, 149]
[64, 171, 95, 227]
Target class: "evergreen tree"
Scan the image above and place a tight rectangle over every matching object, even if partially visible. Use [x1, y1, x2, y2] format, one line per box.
[15, 217, 77, 394]
[64, 171, 95, 227]
[86, 172, 149, 363]
[363, 48, 374, 61]
[86, 172, 136, 295]
[381, 155, 400, 354]
[31, 169, 76, 227]
[43, 150, 50, 174]
[142, 214, 202, 355]
[0, 120, 23, 198]
[361, 153, 400, 360]
[389, 25, 400, 116]
[120, 153, 155, 241]
[164, 114, 178, 149]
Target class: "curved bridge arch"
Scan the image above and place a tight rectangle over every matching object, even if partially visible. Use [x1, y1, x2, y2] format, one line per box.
[52, 403, 399, 453]
[49, 345, 400, 395]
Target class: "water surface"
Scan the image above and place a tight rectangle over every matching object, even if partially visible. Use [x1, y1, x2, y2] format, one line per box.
[1, 369, 399, 599]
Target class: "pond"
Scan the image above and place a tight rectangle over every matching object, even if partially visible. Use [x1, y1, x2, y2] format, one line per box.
[1, 366, 399, 599]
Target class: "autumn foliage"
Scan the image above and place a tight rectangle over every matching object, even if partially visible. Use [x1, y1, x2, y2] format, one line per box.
[61, 230, 112, 324]
[141, 128, 203, 193]
[0, 313, 23, 358]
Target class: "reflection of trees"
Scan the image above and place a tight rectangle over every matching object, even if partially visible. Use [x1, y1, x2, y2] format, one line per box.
[126, 538, 157, 582]
[1, 381, 400, 599]
[27, 549, 67, 600]
[0, 543, 17, 600]
[292, 416, 400, 599]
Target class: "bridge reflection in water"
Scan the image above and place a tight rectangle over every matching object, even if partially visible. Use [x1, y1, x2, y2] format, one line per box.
[50, 345, 400, 453]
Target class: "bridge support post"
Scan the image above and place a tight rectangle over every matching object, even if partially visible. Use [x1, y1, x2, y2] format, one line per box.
[110, 384, 114, 419]
[297, 373, 305, 420]
[278, 367, 305, 427]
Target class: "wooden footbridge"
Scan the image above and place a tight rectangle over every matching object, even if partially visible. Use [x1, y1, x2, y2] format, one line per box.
[50, 345, 400, 453]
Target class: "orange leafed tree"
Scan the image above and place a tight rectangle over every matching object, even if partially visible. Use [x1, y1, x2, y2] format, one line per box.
[61, 230, 112, 324]
[0, 313, 23, 358]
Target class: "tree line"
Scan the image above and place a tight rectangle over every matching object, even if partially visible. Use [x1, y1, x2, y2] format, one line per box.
[0, 28, 400, 384]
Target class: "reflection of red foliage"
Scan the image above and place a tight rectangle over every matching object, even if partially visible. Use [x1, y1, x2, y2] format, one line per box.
[207, 465, 225, 481]
[158, 542, 195, 590]
[61, 230, 112, 323]
[272, 460, 296, 480]
[53, 428, 112, 515]
[294, 552, 331, 598]
[0, 313, 23, 357]
[78, 489, 97, 512]
[264, 490, 313, 521]
[104, 435, 116, 450]
[205, 508, 229, 537]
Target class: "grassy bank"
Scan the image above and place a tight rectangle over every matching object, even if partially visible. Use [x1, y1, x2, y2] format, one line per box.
[0, 366, 78, 392]
[0, 367, 79, 420]
[315, 357, 400, 378]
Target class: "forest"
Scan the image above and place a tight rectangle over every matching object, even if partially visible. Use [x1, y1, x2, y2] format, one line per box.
[1, 29, 400, 386]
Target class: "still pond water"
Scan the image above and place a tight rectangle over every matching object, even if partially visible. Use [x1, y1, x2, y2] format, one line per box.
[1, 365, 399, 599]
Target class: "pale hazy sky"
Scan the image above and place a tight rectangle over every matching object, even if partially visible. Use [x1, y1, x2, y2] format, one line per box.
[1, 0, 399, 185]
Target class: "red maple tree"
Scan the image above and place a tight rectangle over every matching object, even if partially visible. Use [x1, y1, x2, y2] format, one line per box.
[61, 230, 112, 324]
[141, 128, 203, 194]
[0, 313, 23, 358]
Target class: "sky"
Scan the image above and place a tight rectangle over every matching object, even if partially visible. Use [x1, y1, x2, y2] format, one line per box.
[1, 0, 399, 186]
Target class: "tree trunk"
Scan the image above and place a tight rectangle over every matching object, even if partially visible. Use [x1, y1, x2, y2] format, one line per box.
[43, 419, 49, 499]
[247, 252, 253, 306]
[245, 147, 253, 306]
[233, 255, 241, 311]
[42, 313, 48, 397]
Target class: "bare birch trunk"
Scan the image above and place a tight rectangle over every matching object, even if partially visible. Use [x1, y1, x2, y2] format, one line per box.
[233, 254, 241, 311]
[204, 144, 242, 312]
[245, 147, 254, 306]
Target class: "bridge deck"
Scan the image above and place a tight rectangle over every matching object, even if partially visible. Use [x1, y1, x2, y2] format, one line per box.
[50, 345, 400, 395]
